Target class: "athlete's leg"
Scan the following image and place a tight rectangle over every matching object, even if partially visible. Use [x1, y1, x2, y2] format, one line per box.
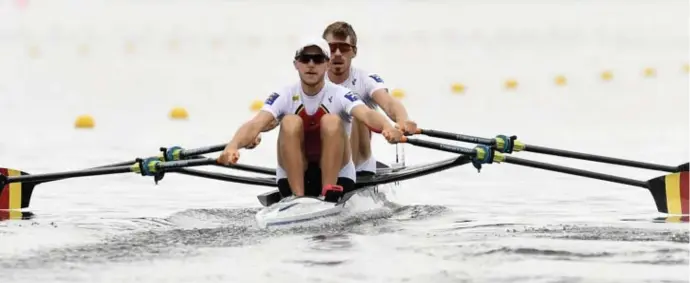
[277, 115, 308, 196]
[319, 114, 350, 187]
[350, 116, 373, 169]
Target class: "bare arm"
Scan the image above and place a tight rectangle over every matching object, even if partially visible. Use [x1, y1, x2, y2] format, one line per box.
[227, 111, 276, 150]
[350, 104, 396, 132]
[261, 118, 279, 132]
[372, 89, 409, 123]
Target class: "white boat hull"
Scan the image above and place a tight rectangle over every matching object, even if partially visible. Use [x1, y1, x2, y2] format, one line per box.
[255, 196, 343, 228]
[253, 157, 474, 229]
[254, 185, 391, 229]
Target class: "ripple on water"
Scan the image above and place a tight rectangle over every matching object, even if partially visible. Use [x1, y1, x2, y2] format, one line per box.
[517, 224, 689, 243]
[0, 202, 451, 272]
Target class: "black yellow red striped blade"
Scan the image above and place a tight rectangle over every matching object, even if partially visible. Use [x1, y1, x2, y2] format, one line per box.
[647, 171, 689, 215]
[0, 168, 36, 221]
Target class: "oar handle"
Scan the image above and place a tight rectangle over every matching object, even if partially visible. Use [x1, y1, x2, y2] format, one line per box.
[401, 136, 475, 155]
[415, 129, 495, 145]
[159, 143, 227, 162]
[399, 136, 504, 165]
[178, 144, 227, 158]
[415, 128, 524, 153]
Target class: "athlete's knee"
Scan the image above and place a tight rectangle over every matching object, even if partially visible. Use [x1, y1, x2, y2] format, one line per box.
[320, 114, 343, 135]
[279, 115, 303, 135]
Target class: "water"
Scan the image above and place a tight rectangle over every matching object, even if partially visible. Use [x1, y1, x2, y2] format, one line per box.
[0, 0, 688, 282]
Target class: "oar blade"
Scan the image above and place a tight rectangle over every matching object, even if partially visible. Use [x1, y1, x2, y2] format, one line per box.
[0, 168, 37, 220]
[647, 171, 689, 215]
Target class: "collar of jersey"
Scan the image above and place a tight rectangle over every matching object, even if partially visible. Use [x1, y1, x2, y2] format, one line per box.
[300, 84, 327, 101]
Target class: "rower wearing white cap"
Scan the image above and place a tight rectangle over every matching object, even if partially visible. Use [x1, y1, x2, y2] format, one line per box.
[218, 37, 402, 200]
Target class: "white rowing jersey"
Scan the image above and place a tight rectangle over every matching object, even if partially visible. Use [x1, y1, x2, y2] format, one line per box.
[328, 67, 389, 173]
[260, 80, 366, 181]
[327, 67, 388, 110]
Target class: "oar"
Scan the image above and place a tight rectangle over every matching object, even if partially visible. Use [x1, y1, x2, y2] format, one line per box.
[0, 157, 223, 211]
[413, 128, 688, 173]
[399, 136, 689, 215]
[12, 143, 230, 186]
[90, 143, 229, 168]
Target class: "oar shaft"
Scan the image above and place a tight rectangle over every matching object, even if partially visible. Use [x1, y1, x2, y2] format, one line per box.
[417, 128, 681, 172]
[28, 144, 230, 185]
[6, 165, 135, 184]
[213, 163, 276, 175]
[402, 137, 649, 189]
[94, 144, 228, 169]
[3, 158, 218, 185]
[522, 144, 679, 172]
[503, 155, 648, 188]
[171, 168, 277, 187]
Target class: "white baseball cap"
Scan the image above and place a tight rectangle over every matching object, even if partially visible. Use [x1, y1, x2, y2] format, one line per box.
[294, 37, 331, 59]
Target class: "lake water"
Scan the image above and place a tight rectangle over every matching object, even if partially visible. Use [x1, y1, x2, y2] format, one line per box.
[0, 0, 688, 282]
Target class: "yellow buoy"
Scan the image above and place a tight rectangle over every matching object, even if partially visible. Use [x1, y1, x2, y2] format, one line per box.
[125, 41, 136, 54]
[28, 45, 40, 59]
[78, 43, 90, 56]
[554, 75, 567, 86]
[250, 100, 264, 112]
[504, 79, 518, 90]
[169, 107, 189, 120]
[211, 39, 223, 50]
[451, 83, 465, 94]
[601, 70, 613, 81]
[74, 115, 95, 129]
[391, 88, 405, 99]
[643, 67, 656, 78]
[169, 39, 179, 52]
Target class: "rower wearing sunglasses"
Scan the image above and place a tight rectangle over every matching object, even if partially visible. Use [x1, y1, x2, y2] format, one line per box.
[218, 37, 402, 200]
[322, 21, 418, 177]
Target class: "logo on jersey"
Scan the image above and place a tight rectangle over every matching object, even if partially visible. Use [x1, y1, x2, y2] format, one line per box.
[265, 92, 280, 105]
[344, 92, 360, 102]
[292, 94, 299, 101]
[369, 74, 384, 83]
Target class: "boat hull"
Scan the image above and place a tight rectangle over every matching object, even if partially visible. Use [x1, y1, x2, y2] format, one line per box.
[253, 156, 473, 228]
[255, 185, 384, 229]
[255, 196, 343, 228]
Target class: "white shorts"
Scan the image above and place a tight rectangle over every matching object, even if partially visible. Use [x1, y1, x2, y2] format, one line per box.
[355, 155, 377, 174]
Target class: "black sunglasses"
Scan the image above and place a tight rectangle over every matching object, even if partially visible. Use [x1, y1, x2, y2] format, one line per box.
[295, 53, 329, 64]
[329, 42, 355, 53]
